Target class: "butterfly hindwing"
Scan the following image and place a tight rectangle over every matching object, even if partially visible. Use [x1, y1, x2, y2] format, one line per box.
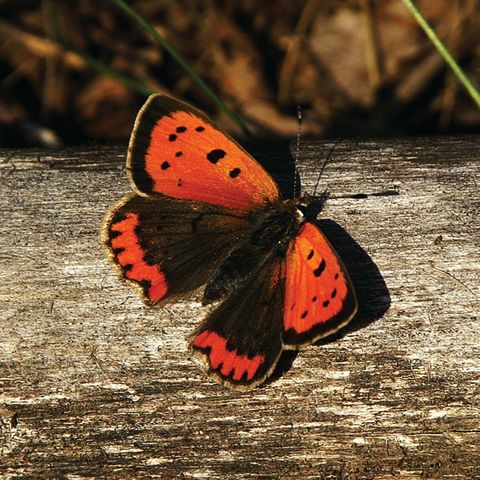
[103, 194, 250, 304]
[128, 94, 280, 211]
[190, 255, 285, 390]
[283, 222, 357, 347]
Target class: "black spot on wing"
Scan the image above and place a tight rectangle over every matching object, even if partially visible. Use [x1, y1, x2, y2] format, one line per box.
[207, 149, 226, 164]
[196, 126, 205, 132]
[161, 161, 170, 170]
[176, 126, 187, 133]
[307, 249, 314, 260]
[168, 134, 177, 142]
[229, 168, 241, 178]
[175, 151, 183, 157]
[313, 259, 326, 277]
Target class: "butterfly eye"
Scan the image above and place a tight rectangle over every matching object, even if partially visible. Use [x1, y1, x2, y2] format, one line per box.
[297, 201, 324, 221]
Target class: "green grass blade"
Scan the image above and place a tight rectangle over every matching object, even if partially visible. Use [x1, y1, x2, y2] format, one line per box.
[111, 0, 251, 135]
[45, 0, 154, 98]
[400, 0, 480, 108]
[71, 48, 154, 97]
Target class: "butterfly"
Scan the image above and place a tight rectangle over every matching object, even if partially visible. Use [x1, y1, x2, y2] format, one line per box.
[103, 94, 357, 390]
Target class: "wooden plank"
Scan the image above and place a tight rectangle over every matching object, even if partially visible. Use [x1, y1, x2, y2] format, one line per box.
[0, 137, 479, 479]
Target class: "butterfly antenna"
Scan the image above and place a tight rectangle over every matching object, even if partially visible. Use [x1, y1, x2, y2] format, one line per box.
[312, 139, 343, 198]
[293, 105, 303, 199]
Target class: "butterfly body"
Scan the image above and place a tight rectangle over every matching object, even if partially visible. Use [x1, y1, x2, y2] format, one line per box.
[202, 198, 305, 305]
[103, 94, 357, 390]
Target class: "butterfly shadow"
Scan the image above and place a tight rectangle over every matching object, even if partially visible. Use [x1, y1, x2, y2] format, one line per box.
[267, 218, 391, 385]
[314, 219, 391, 339]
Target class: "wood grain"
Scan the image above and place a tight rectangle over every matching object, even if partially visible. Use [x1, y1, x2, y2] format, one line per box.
[0, 137, 479, 479]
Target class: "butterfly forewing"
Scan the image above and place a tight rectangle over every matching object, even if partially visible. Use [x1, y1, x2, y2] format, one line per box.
[128, 95, 280, 211]
[283, 222, 357, 347]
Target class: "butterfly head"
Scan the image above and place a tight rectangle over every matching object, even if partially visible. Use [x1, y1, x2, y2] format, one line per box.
[294, 191, 329, 222]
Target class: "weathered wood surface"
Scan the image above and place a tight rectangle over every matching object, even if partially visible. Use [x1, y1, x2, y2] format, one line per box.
[0, 137, 479, 479]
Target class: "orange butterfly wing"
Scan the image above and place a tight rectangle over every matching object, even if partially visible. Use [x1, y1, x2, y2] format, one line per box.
[128, 95, 280, 211]
[283, 222, 357, 347]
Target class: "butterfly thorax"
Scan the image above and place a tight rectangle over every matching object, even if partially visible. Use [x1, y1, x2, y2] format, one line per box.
[248, 199, 304, 254]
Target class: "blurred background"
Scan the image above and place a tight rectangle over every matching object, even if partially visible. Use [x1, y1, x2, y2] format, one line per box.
[0, 0, 479, 147]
